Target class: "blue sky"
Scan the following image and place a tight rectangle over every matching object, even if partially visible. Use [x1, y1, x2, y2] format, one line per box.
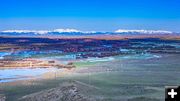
[0, 0, 180, 32]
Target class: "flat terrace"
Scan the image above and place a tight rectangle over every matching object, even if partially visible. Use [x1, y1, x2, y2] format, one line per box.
[0, 58, 75, 69]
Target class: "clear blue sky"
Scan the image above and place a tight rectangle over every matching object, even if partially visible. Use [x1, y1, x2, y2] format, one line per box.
[0, 0, 180, 32]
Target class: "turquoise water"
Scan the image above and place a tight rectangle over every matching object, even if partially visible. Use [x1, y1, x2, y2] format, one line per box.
[116, 53, 161, 60]
[0, 52, 11, 59]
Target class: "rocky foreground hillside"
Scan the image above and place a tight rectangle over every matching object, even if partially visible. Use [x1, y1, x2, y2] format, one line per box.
[19, 81, 96, 101]
[0, 94, 5, 101]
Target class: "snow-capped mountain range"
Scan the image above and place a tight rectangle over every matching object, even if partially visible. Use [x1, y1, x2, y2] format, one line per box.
[0, 29, 178, 37]
[115, 29, 173, 34]
[1, 29, 97, 34]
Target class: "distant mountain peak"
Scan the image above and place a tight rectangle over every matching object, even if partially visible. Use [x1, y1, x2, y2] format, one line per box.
[53, 29, 81, 33]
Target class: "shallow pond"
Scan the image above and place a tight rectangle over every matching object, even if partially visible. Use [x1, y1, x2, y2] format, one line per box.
[0, 68, 58, 83]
